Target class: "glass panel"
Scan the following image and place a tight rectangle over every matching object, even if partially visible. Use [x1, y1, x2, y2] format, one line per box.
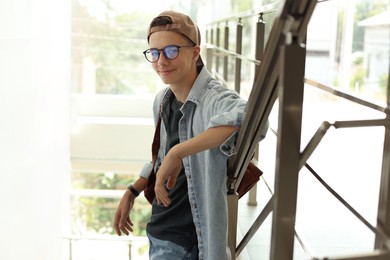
[70, 171, 151, 236]
[306, 0, 389, 102]
[71, 0, 160, 95]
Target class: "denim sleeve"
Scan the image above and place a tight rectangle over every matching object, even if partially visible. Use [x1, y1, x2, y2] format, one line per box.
[204, 90, 247, 156]
[140, 162, 153, 179]
[219, 131, 239, 156]
[206, 94, 247, 129]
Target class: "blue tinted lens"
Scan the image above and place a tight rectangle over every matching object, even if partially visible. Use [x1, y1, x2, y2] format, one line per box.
[163, 46, 179, 59]
[149, 49, 160, 62]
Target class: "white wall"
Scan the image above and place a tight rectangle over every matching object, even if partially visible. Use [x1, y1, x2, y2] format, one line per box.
[0, 0, 70, 259]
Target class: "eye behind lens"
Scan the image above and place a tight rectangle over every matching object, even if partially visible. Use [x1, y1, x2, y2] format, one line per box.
[163, 45, 179, 60]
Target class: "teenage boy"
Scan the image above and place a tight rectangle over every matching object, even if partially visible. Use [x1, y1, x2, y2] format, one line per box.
[114, 10, 247, 260]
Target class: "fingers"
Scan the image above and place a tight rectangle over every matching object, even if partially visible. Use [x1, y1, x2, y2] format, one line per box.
[114, 199, 134, 236]
[114, 212, 121, 236]
[155, 162, 182, 207]
[155, 182, 171, 207]
[166, 175, 177, 190]
[120, 216, 134, 235]
[117, 215, 134, 236]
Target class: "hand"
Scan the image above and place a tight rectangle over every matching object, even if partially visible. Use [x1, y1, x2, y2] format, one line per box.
[114, 190, 135, 236]
[154, 150, 182, 207]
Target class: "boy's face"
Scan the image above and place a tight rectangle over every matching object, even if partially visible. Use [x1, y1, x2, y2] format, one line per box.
[148, 31, 200, 87]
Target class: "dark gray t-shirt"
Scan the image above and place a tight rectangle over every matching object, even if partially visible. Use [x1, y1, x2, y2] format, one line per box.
[146, 96, 197, 248]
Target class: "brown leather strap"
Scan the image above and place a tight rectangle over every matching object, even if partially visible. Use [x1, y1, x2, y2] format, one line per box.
[151, 117, 161, 165]
[144, 116, 161, 204]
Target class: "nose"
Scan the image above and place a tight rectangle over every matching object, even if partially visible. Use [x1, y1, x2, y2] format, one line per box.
[157, 51, 169, 66]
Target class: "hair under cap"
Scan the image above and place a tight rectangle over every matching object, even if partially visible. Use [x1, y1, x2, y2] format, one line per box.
[147, 11, 201, 46]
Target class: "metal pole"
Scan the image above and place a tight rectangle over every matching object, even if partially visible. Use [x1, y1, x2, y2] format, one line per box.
[270, 37, 306, 260]
[228, 18, 242, 260]
[223, 22, 229, 82]
[128, 241, 132, 260]
[247, 13, 267, 207]
[69, 239, 72, 260]
[216, 25, 220, 73]
[206, 28, 214, 72]
[210, 28, 214, 45]
[234, 18, 243, 93]
[206, 47, 214, 72]
[375, 66, 390, 250]
[227, 193, 239, 259]
[255, 13, 265, 71]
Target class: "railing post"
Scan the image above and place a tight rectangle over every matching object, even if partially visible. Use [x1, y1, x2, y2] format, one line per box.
[234, 18, 243, 93]
[270, 36, 306, 260]
[223, 22, 229, 82]
[206, 26, 214, 72]
[255, 13, 265, 77]
[69, 238, 72, 260]
[375, 66, 390, 250]
[206, 47, 214, 72]
[216, 25, 221, 74]
[227, 17, 243, 260]
[128, 241, 132, 260]
[227, 193, 239, 259]
[210, 27, 214, 45]
[247, 13, 267, 207]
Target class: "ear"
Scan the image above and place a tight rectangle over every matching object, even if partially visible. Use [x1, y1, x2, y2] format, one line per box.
[193, 45, 201, 63]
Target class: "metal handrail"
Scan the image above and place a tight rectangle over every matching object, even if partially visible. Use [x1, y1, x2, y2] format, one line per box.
[305, 78, 387, 113]
[206, 2, 281, 26]
[205, 45, 261, 65]
[205, 0, 390, 259]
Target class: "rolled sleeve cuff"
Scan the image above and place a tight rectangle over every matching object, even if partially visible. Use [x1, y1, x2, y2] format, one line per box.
[219, 131, 238, 156]
[139, 162, 153, 179]
[207, 111, 245, 129]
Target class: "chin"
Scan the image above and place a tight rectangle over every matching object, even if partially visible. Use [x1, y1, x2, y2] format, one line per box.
[159, 76, 174, 85]
[159, 79, 170, 85]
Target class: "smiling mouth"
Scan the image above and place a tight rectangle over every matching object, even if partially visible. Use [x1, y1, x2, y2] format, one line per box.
[159, 69, 173, 75]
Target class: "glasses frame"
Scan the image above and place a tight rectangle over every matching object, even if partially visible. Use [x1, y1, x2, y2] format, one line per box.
[143, 45, 195, 63]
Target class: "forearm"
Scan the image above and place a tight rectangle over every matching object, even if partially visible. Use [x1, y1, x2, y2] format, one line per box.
[123, 177, 148, 200]
[131, 177, 148, 193]
[170, 125, 237, 159]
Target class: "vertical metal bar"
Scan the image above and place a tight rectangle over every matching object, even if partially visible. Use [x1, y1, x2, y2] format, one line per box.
[206, 47, 213, 72]
[223, 22, 229, 82]
[210, 27, 214, 45]
[128, 241, 132, 260]
[247, 14, 267, 207]
[246, 175, 258, 206]
[235, 19, 243, 93]
[227, 193, 239, 259]
[228, 18, 242, 259]
[216, 25, 221, 73]
[255, 13, 266, 76]
[69, 238, 72, 260]
[270, 39, 306, 260]
[207, 27, 214, 72]
[375, 66, 390, 249]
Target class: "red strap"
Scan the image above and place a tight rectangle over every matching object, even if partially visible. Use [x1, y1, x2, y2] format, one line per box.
[151, 117, 161, 164]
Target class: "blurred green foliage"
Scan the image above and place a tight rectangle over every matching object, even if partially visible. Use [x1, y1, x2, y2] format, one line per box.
[71, 172, 151, 236]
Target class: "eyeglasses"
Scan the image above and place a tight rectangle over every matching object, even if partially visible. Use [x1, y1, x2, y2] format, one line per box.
[143, 45, 194, 63]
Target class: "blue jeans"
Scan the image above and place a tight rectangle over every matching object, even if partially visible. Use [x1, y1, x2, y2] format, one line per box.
[147, 233, 199, 260]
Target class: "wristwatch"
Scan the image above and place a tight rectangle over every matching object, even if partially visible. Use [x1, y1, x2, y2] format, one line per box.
[127, 184, 140, 197]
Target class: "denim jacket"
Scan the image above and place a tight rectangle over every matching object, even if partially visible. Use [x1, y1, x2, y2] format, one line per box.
[140, 67, 247, 260]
